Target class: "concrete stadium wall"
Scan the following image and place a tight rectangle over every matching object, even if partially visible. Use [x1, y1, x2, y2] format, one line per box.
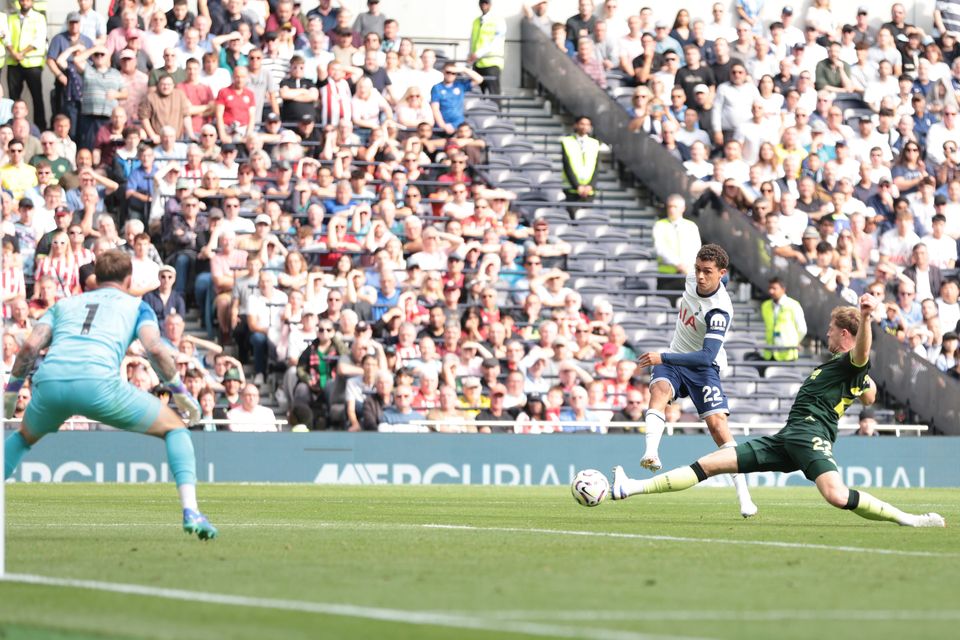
[7, 431, 958, 487]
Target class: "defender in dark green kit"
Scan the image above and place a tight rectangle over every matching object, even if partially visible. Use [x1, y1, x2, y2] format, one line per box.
[610, 294, 946, 528]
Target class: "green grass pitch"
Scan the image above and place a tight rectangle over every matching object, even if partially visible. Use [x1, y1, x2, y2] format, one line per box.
[0, 484, 958, 640]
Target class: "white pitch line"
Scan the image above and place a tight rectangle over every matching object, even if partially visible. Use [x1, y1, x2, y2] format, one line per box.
[422, 524, 957, 558]
[0, 573, 712, 640]
[448, 610, 960, 623]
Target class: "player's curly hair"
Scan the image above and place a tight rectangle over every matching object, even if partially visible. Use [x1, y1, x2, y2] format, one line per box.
[696, 244, 729, 270]
[831, 306, 861, 336]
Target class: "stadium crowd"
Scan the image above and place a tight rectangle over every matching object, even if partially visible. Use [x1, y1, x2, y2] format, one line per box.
[545, 0, 960, 376]
[0, 0, 663, 433]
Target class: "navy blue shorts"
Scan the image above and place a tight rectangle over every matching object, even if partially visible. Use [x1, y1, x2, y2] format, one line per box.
[650, 362, 729, 419]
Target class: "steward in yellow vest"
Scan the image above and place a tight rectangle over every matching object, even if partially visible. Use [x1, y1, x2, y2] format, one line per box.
[5, 0, 47, 128]
[561, 115, 600, 202]
[469, 0, 506, 94]
[761, 277, 807, 361]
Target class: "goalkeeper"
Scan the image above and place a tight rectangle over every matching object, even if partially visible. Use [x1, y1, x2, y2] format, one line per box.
[611, 294, 945, 528]
[3, 250, 218, 540]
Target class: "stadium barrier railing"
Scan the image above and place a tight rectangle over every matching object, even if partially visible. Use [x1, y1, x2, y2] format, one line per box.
[519, 18, 960, 435]
[405, 420, 926, 437]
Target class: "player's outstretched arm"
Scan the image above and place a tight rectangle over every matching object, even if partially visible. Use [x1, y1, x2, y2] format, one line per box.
[852, 294, 877, 368]
[138, 323, 200, 424]
[4, 323, 53, 418]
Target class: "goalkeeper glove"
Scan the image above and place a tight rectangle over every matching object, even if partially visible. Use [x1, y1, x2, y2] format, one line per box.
[166, 375, 201, 425]
[4, 377, 24, 420]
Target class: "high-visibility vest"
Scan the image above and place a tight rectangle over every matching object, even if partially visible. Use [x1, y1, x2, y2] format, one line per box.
[561, 135, 599, 191]
[653, 218, 697, 274]
[470, 15, 505, 70]
[761, 297, 802, 361]
[6, 10, 46, 68]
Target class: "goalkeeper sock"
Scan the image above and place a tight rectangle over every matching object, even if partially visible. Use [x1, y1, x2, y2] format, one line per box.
[165, 429, 198, 511]
[623, 463, 705, 496]
[721, 441, 755, 508]
[4, 431, 30, 479]
[845, 490, 913, 525]
[642, 409, 666, 458]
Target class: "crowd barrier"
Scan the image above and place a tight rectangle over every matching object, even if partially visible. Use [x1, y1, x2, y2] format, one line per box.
[4, 431, 956, 487]
[519, 19, 960, 435]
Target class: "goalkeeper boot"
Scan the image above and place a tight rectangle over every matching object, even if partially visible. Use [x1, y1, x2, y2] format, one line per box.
[906, 512, 946, 528]
[610, 465, 629, 501]
[183, 509, 219, 540]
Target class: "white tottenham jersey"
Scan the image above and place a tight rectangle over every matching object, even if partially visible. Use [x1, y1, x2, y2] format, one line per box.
[668, 273, 733, 369]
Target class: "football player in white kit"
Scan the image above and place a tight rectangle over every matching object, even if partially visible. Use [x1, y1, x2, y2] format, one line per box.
[613, 243, 757, 517]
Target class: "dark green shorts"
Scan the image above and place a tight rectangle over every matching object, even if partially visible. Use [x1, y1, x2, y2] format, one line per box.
[735, 426, 839, 481]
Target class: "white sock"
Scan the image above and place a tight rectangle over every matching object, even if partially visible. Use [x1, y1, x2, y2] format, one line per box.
[178, 483, 199, 511]
[643, 409, 666, 458]
[721, 441, 755, 506]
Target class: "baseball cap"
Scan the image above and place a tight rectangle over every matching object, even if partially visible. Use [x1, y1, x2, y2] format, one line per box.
[934, 195, 948, 206]
[223, 368, 242, 382]
[462, 376, 481, 389]
[120, 49, 136, 60]
[300, 113, 315, 124]
[159, 265, 176, 275]
[17, 199, 33, 209]
[255, 213, 271, 226]
[221, 143, 238, 153]
[693, 83, 709, 94]
[481, 357, 500, 368]
[67, 11, 82, 22]
[601, 343, 618, 357]
[265, 112, 281, 123]
[55, 207, 72, 216]
[356, 321, 371, 333]
[857, 6, 868, 15]
[489, 383, 506, 397]
[810, 120, 827, 133]
[406, 254, 422, 269]
[443, 280, 459, 291]
[782, 5, 793, 14]
[654, 19, 668, 29]
[176, 178, 192, 190]
[802, 227, 820, 239]
[859, 406, 876, 420]
[526, 392, 543, 403]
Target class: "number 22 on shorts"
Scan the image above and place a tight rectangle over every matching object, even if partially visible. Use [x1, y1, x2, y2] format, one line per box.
[701, 385, 723, 406]
[811, 436, 835, 462]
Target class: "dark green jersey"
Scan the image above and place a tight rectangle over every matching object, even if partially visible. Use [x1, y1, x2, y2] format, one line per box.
[785, 352, 870, 441]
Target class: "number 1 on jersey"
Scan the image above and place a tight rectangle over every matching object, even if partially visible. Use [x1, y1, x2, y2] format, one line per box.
[81, 304, 100, 335]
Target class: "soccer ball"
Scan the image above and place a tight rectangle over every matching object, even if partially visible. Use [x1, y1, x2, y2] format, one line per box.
[571, 469, 609, 507]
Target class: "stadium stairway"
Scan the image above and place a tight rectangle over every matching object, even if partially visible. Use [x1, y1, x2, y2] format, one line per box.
[468, 88, 899, 428]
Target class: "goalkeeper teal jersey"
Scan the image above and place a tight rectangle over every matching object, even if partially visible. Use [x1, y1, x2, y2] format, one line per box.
[32, 287, 159, 383]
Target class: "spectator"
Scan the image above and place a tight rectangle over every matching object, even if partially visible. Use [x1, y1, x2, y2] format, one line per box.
[245, 271, 287, 386]
[575, 37, 606, 89]
[215, 66, 256, 143]
[879, 207, 922, 267]
[430, 62, 483, 135]
[294, 318, 345, 430]
[475, 383, 517, 432]
[227, 383, 280, 432]
[903, 243, 944, 303]
[565, 0, 597, 45]
[380, 383, 425, 428]
[143, 265, 185, 325]
[895, 279, 924, 328]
